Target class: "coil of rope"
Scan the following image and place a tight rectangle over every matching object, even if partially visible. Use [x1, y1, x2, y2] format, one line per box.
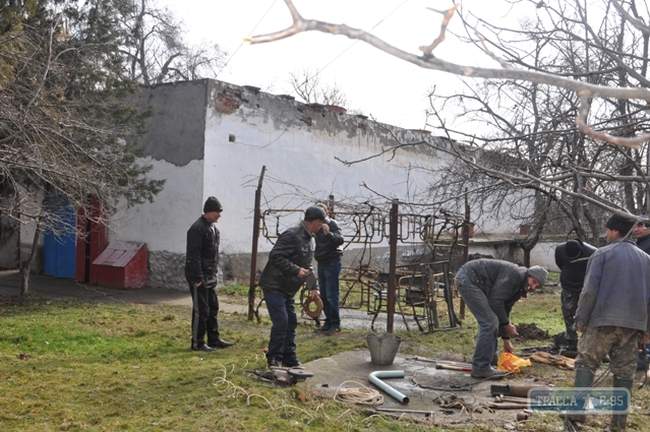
[334, 380, 384, 406]
[302, 291, 324, 319]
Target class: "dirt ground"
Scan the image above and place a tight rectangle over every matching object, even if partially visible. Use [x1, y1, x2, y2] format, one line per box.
[304, 349, 550, 429]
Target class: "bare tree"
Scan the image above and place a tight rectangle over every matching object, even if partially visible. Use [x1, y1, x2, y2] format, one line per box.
[247, 0, 650, 150]
[289, 70, 347, 106]
[247, 0, 650, 229]
[1, 1, 163, 296]
[113, 0, 225, 85]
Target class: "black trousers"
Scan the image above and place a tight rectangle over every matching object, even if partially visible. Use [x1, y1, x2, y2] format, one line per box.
[189, 282, 220, 348]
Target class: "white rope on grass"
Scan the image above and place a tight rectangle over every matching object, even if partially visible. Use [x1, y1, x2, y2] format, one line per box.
[334, 380, 384, 406]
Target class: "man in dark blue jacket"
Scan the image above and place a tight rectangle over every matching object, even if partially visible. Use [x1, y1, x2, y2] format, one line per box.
[315, 204, 345, 335]
[260, 206, 326, 367]
[185, 196, 234, 352]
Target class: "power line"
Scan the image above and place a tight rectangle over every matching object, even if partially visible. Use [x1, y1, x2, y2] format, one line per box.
[313, 0, 412, 77]
[221, 0, 279, 73]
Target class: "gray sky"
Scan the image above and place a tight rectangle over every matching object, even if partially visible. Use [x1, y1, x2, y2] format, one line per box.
[159, 0, 517, 130]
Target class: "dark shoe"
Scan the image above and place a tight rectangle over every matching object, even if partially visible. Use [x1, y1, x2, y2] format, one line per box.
[471, 367, 506, 379]
[323, 327, 341, 336]
[209, 339, 234, 349]
[282, 358, 301, 368]
[191, 345, 216, 352]
[267, 358, 282, 368]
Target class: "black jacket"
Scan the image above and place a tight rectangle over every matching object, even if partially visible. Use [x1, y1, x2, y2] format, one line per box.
[554, 240, 596, 292]
[315, 218, 344, 262]
[184, 216, 220, 288]
[637, 235, 650, 255]
[260, 223, 313, 296]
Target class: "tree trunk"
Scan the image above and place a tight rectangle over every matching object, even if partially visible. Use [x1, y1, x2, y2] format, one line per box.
[523, 247, 532, 267]
[20, 218, 41, 297]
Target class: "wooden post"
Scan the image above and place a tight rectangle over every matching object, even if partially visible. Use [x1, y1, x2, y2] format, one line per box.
[247, 165, 266, 321]
[387, 199, 399, 333]
[460, 192, 470, 320]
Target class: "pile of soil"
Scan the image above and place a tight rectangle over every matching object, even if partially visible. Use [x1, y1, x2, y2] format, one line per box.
[516, 322, 549, 340]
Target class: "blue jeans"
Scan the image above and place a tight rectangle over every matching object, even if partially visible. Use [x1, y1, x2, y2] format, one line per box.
[264, 290, 298, 363]
[457, 275, 499, 372]
[318, 259, 342, 330]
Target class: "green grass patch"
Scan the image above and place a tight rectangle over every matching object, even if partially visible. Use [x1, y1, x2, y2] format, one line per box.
[1, 293, 648, 431]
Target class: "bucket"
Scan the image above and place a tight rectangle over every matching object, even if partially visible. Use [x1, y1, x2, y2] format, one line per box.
[367, 332, 401, 366]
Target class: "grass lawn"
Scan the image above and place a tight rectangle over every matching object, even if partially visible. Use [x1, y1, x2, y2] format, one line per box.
[1, 291, 649, 431]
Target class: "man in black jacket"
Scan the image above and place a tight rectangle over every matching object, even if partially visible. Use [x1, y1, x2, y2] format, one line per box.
[553, 240, 596, 351]
[315, 204, 345, 335]
[260, 206, 326, 367]
[634, 220, 650, 254]
[634, 220, 650, 372]
[185, 196, 234, 352]
[456, 259, 548, 378]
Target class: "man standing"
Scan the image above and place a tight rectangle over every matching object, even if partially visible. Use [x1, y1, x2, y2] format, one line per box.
[456, 259, 548, 379]
[553, 240, 596, 352]
[260, 206, 325, 367]
[185, 196, 234, 352]
[634, 220, 650, 372]
[634, 220, 650, 254]
[572, 214, 650, 431]
[315, 204, 345, 335]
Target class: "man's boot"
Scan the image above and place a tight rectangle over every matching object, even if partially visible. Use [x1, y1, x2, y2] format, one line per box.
[610, 376, 633, 432]
[565, 366, 594, 424]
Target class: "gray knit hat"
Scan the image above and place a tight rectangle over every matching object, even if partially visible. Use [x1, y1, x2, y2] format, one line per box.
[527, 266, 548, 286]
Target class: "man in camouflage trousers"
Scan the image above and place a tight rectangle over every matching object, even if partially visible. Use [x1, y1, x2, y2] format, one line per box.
[570, 214, 650, 431]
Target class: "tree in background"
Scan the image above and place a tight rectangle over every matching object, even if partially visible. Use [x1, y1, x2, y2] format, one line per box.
[0, 0, 166, 296]
[249, 0, 650, 235]
[289, 70, 347, 106]
[111, 0, 225, 85]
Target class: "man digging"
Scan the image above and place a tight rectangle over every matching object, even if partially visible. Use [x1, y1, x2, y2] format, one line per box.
[456, 259, 548, 379]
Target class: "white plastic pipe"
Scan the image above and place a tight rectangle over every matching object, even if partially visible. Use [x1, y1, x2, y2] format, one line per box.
[368, 370, 409, 404]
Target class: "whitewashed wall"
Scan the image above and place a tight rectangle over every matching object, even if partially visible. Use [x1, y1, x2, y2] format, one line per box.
[530, 241, 563, 271]
[110, 158, 204, 254]
[202, 81, 522, 255]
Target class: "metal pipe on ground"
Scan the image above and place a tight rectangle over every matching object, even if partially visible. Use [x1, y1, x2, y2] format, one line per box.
[369, 370, 409, 404]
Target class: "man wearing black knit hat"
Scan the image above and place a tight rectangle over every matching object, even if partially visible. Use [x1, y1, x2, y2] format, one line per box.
[568, 213, 650, 430]
[553, 239, 596, 353]
[260, 206, 326, 368]
[185, 196, 234, 352]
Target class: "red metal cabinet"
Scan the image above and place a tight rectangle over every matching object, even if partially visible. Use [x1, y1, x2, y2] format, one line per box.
[90, 241, 148, 289]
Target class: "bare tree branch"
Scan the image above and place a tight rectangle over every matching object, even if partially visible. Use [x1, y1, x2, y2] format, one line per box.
[248, 0, 650, 148]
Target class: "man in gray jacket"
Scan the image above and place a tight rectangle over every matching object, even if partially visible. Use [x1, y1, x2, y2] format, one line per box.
[456, 259, 548, 378]
[571, 214, 650, 430]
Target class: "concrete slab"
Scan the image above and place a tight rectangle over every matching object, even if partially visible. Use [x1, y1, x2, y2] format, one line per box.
[304, 349, 545, 428]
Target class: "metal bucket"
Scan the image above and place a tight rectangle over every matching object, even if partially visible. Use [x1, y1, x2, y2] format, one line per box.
[367, 332, 401, 366]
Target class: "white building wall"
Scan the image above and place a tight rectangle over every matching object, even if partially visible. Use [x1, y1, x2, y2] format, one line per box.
[110, 157, 204, 254]
[203, 101, 453, 254]
[530, 241, 562, 271]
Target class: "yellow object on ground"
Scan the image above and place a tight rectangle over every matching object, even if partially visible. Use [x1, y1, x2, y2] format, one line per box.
[497, 352, 532, 373]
